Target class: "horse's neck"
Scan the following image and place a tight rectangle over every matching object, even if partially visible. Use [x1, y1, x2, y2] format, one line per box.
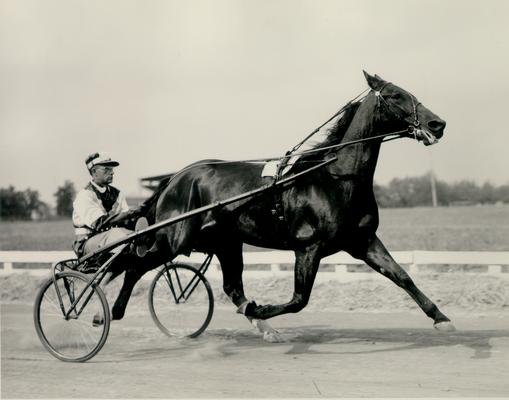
[328, 97, 382, 181]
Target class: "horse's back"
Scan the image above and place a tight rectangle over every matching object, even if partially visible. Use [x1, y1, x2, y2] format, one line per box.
[157, 160, 267, 207]
[154, 160, 268, 255]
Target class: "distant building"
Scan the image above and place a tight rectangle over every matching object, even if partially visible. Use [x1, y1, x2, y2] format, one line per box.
[139, 173, 173, 192]
[126, 196, 148, 208]
[126, 174, 174, 208]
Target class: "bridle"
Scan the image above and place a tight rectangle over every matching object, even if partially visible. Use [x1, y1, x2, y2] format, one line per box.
[374, 82, 437, 145]
[375, 82, 419, 125]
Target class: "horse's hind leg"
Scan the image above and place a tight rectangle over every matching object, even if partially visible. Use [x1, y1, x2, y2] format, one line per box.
[355, 235, 455, 331]
[110, 268, 144, 320]
[214, 240, 282, 342]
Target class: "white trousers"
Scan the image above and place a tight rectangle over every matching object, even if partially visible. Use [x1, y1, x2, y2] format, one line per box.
[83, 227, 132, 255]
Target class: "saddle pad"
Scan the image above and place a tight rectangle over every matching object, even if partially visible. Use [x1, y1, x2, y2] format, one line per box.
[261, 155, 301, 178]
[261, 161, 279, 177]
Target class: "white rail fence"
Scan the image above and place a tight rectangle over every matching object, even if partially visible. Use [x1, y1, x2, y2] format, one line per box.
[1, 250, 508, 282]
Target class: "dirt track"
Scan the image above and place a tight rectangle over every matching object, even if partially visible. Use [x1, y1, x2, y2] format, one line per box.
[2, 303, 509, 398]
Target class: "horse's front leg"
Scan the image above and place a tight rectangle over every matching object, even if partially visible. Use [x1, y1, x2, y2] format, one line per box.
[245, 243, 321, 320]
[354, 235, 455, 331]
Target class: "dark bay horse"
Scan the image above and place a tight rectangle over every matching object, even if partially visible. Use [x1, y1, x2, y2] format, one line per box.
[112, 71, 455, 337]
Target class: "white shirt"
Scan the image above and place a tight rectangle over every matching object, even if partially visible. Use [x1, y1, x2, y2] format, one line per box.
[72, 181, 129, 235]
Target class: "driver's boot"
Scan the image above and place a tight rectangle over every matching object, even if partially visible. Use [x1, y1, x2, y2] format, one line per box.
[130, 217, 157, 257]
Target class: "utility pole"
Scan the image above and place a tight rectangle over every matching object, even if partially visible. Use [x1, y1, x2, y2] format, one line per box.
[428, 149, 438, 207]
[430, 169, 438, 207]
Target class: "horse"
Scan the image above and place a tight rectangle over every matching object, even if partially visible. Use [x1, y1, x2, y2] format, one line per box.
[110, 71, 455, 339]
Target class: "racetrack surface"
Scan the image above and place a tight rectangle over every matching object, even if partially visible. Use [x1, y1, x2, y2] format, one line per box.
[2, 303, 509, 398]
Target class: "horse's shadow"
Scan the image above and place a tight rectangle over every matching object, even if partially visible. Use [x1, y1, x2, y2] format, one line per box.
[90, 325, 509, 363]
[208, 325, 509, 360]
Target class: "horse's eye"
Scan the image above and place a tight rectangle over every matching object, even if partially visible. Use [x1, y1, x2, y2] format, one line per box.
[391, 93, 402, 100]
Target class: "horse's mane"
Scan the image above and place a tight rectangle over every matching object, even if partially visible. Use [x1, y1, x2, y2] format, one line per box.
[290, 100, 362, 172]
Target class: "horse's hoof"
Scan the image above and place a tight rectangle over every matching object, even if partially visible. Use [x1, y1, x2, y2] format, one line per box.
[111, 306, 125, 321]
[434, 321, 456, 332]
[263, 330, 285, 343]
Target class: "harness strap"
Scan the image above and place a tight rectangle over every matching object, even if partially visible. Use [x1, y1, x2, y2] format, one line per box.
[289, 88, 370, 154]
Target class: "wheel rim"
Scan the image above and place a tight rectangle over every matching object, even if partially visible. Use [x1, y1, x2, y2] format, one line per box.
[35, 272, 109, 362]
[149, 265, 213, 338]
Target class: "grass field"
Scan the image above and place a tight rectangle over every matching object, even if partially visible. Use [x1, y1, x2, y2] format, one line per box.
[1, 205, 508, 251]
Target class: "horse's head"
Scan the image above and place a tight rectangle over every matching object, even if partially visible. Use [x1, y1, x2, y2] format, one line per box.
[363, 71, 446, 146]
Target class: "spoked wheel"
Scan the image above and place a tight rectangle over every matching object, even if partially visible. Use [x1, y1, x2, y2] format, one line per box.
[34, 271, 110, 362]
[148, 263, 214, 338]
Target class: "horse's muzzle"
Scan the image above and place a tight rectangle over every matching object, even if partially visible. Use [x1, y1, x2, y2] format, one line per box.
[415, 128, 439, 146]
[427, 119, 446, 139]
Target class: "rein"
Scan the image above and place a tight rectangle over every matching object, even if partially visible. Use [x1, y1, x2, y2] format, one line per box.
[166, 129, 409, 176]
[160, 86, 426, 181]
[274, 83, 434, 167]
[288, 88, 371, 154]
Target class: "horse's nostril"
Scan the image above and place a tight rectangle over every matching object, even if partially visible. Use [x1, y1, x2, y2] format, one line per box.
[428, 119, 446, 132]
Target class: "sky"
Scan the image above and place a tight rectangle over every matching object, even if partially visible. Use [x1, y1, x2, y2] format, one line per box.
[1, 0, 508, 205]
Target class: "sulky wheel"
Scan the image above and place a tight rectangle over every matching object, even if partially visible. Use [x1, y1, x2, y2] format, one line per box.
[148, 263, 214, 338]
[34, 270, 110, 362]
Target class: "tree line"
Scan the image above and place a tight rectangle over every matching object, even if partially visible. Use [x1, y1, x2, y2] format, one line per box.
[374, 173, 509, 207]
[1, 173, 508, 220]
[1, 181, 75, 220]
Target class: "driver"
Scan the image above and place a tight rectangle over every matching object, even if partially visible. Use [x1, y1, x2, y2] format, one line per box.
[72, 152, 135, 257]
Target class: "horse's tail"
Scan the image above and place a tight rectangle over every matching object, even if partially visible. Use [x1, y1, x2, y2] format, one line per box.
[154, 167, 212, 257]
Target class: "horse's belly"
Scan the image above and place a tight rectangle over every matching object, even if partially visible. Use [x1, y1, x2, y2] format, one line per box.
[236, 210, 292, 250]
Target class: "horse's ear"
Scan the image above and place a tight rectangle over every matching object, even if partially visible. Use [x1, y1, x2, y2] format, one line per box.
[363, 70, 384, 91]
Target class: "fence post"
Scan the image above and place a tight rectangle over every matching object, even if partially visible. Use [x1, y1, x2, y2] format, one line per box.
[407, 264, 417, 274]
[270, 263, 280, 274]
[488, 265, 502, 274]
[407, 251, 417, 274]
[3, 262, 13, 273]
